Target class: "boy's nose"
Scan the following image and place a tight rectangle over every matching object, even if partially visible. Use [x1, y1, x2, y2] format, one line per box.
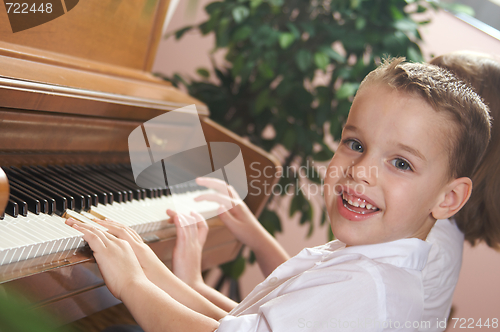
[347, 156, 378, 186]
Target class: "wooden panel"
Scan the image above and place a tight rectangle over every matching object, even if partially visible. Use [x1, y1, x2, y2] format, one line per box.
[201, 118, 281, 216]
[0, 57, 209, 118]
[0, 0, 170, 71]
[0, 168, 8, 214]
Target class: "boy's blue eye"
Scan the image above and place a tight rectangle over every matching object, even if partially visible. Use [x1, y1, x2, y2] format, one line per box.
[391, 158, 412, 171]
[346, 140, 363, 152]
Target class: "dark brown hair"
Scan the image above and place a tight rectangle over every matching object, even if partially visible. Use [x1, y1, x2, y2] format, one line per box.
[431, 51, 500, 249]
[359, 57, 491, 182]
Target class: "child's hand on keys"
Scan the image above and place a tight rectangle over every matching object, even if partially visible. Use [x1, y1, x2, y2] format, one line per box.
[167, 209, 209, 288]
[66, 217, 167, 282]
[65, 218, 148, 301]
[195, 177, 290, 277]
[194, 177, 265, 250]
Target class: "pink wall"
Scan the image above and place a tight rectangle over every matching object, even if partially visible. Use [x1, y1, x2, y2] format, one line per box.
[152, 5, 500, 327]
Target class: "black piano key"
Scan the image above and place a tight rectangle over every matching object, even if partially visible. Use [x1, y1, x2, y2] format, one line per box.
[10, 194, 28, 217]
[6, 167, 70, 215]
[0, 212, 4, 220]
[8, 177, 55, 215]
[71, 165, 125, 203]
[24, 166, 85, 212]
[47, 165, 108, 206]
[47, 165, 100, 206]
[94, 164, 144, 200]
[88, 165, 134, 201]
[55, 165, 112, 205]
[107, 164, 147, 199]
[37, 165, 96, 209]
[117, 163, 163, 198]
[78, 166, 129, 202]
[9, 184, 41, 215]
[5, 199, 18, 218]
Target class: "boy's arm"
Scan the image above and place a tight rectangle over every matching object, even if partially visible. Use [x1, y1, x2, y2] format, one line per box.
[196, 177, 290, 277]
[168, 210, 239, 312]
[123, 279, 219, 332]
[66, 219, 227, 322]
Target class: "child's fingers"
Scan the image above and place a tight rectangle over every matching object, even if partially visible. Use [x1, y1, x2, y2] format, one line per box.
[217, 205, 240, 227]
[194, 193, 236, 210]
[191, 211, 209, 243]
[72, 223, 107, 251]
[95, 218, 143, 243]
[196, 177, 241, 200]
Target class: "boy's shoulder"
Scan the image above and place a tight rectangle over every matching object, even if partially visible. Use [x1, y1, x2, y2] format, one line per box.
[312, 238, 431, 272]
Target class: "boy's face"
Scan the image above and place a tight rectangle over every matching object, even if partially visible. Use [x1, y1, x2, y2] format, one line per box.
[324, 84, 453, 246]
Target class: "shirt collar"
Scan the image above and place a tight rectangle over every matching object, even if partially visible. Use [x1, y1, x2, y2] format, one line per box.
[322, 238, 432, 271]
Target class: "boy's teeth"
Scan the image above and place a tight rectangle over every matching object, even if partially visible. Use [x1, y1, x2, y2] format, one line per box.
[342, 191, 378, 210]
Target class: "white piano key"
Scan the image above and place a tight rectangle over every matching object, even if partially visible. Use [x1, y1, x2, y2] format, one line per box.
[0, 187, 220, 266]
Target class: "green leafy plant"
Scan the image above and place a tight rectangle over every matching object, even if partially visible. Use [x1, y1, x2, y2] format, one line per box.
[162, 0, 453, 297]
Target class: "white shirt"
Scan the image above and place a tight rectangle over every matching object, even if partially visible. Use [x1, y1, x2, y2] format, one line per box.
[420, 219, 464, 331]
[217, 238, 431, 332]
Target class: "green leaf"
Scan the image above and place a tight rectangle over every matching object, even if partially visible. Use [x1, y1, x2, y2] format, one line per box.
[312, 147, 334, 162]
[394, 18, 418, 33]
[355, 16, 366, 30]
[350, 0, 361, 9]
[260, 209, 282, 235]
[254, 90, 271, 115]
[328, 226, 334, 241]
[279, 32, 296, 49]
[269, 0, 284, 7]
[205, 2, 222, 14]
[175, 26, 193, 39]
[232, 6, 250, 23]
[320, 208, 328, 226]
[314, 52, 330, 70]
[248, 250, 256, 264]
[250, 0, 263, 8]
[320, 46, 345, 63]
[407, 45, 424, 63]
[233, 25, 253, 41]
[389, 5, 405, 21]
[305, 165, 323, 183]
[282, 127, 296, 150]
[295, 49, 312, 72]
[258, 61, 275, 79]
[286, 22, 301, 38]
[336, 82, 360, 99]
[290, 189, 305, 217]
[196, 68, 210, 78]
[231, 54, 245, 77]
[220, 255, 246, 279]
[336, 99, 352, 116]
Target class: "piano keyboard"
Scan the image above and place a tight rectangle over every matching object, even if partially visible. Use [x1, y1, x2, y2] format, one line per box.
[0, 164, 220, 266]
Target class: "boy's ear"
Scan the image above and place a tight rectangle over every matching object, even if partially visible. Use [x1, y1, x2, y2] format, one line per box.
[431, 177, 472, 220]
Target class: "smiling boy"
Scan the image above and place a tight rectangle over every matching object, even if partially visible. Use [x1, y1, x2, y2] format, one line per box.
[67, 58, 491, 332]
[324, 58, 490, 248]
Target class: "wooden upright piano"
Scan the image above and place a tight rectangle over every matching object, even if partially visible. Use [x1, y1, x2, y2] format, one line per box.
[0, 0, 279, 329]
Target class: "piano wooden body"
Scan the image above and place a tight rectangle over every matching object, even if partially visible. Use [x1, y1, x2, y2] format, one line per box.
[0, 0, 279, 328]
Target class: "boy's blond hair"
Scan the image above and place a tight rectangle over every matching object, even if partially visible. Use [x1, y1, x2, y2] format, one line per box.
[359, 57, 491, 179]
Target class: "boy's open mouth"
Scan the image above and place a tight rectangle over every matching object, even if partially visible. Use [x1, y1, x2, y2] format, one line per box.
[341, 192, 380, 215]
